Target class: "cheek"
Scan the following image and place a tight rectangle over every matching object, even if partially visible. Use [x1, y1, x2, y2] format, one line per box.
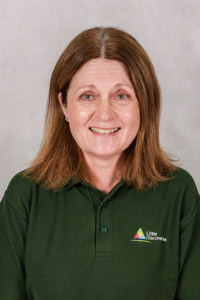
[68, 102, 94, 119]
[67, 107, 91, 140]
[124, 105, 140, 131]
[134, 110, 140, 130]
[68, 120, 85, 149]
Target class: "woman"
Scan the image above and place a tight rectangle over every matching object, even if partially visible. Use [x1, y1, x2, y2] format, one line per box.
[0, 27, 199, 299]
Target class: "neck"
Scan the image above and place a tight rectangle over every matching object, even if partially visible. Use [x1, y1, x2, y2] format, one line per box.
[83, 153, 121, 194]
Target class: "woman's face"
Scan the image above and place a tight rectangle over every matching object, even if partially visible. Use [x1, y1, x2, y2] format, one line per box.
[58, 58, 140, 163]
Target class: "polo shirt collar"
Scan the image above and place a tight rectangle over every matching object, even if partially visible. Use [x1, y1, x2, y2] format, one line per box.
[53, 178, 80, 193]
[53, 177, 125, 194]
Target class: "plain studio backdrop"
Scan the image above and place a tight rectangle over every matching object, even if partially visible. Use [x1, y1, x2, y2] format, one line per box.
[0, 0, 200, 199]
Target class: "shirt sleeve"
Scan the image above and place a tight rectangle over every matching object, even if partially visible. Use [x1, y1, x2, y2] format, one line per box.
[0, 192, 28, 299]
[175, 180, 200, 299]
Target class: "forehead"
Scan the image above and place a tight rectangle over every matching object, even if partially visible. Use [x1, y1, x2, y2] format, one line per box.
[69, 58, 132, 88]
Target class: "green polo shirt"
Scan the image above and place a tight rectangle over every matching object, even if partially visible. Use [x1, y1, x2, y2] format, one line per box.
[0, 168, 200, 300]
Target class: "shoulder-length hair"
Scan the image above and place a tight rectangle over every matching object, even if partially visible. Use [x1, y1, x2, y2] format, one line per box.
[24, 26, 177, 190]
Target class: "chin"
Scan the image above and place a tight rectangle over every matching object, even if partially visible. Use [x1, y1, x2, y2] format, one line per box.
[91, 150, 122, 158]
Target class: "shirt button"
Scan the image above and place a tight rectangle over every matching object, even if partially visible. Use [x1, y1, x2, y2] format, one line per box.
[101, 227, 108, 233]
[102, 202, 107, 208]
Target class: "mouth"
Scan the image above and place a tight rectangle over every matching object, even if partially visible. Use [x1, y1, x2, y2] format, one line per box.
[89, 127, 121, 134]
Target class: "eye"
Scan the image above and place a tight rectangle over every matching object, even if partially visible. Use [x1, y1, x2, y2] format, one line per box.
[81, 94, 93, 100]
[116, 94, 130, 100]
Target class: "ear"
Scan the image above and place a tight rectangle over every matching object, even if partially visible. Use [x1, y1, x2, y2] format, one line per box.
[58, 92, 69, 118]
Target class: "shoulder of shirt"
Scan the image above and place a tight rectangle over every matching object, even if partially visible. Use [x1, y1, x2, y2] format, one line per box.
[3, 169, 39, 218]
[155, 167, 199, 204]
[169, 167, 199, 198]
[171, 167, 196, 185]
[172, 168, 200, 227]
[171, 167, 199, 209]
[6, 169, 37, 194]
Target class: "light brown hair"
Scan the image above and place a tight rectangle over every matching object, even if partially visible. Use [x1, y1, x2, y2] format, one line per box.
[24, 27, 177, 190]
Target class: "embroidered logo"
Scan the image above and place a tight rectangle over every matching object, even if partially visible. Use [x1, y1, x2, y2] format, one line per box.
[131, 228, 151, 243]
[131, 228, 167, 243]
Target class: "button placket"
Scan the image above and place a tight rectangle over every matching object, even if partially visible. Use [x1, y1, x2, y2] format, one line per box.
[96, 200, 114, 257]
[86, 181, 124, 258]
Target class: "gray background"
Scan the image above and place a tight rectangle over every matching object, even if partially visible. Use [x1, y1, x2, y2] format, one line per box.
[0, 0, 199, 199]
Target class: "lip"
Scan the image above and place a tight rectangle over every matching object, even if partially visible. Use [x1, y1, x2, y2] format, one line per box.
[89, 127, 120, 130]
[89, 127, 121, 136]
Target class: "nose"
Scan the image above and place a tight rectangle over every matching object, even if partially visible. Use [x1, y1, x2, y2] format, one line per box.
[96, 99, 113, 121]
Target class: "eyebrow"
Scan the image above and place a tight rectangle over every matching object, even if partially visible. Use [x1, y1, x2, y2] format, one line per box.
[75, 84, 96, 93]
[74, 83, 133, 93]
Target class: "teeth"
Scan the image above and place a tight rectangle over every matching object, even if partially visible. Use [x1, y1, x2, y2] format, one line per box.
[90, 127, 119, 134]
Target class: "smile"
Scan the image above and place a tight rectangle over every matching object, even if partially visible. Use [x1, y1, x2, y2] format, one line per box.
[89, 127, 120, 134]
